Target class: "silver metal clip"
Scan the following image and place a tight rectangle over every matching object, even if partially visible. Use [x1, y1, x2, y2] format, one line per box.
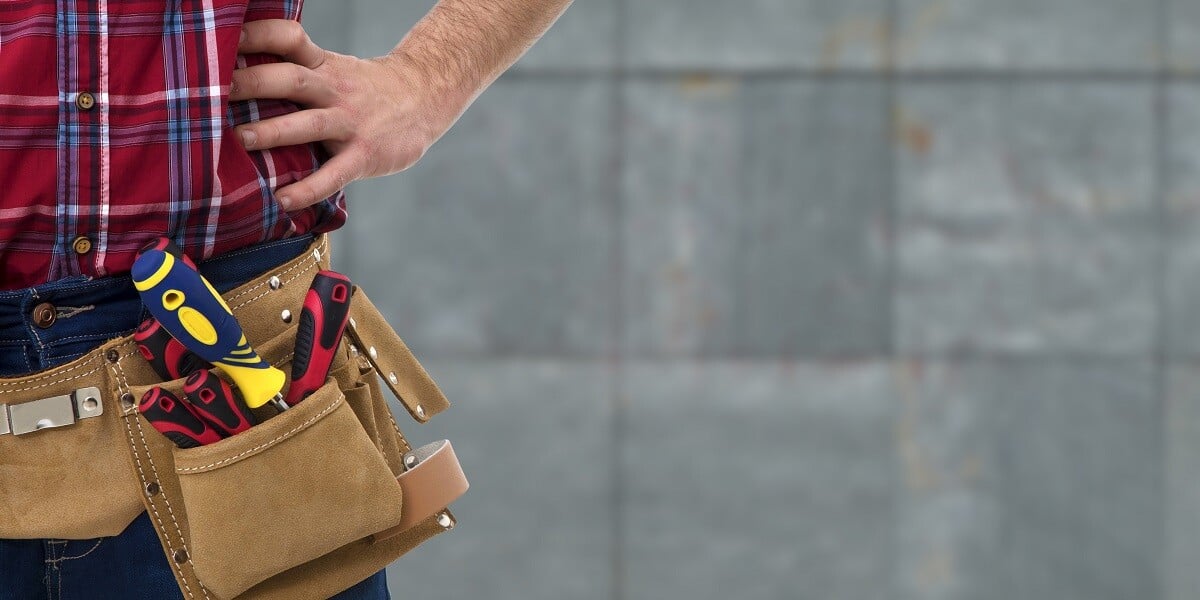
[0, 387, 104, 437]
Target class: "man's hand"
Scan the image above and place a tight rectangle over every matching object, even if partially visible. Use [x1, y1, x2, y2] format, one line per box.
[231, 20, 448, 211]
[231, 0, 570, 211]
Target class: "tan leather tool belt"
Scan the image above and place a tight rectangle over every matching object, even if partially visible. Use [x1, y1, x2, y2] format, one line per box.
[0, 235, 469, 600]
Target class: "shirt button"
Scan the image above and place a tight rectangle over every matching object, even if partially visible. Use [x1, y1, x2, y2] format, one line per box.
[72, 236, 93, 255]
[33, 303, 56, 329]
[76, 92, 95, 111]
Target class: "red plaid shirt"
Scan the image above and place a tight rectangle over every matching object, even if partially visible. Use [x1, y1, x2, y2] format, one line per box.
[0, 0, 347, 290]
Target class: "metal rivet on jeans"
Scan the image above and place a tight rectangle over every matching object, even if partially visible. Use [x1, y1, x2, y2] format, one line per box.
[436, 512, 454, 530]
[281, 309, 292, 323]
[268, 276, 281, 290]
[145, 481, 160, 496]
[32, 302, 56, 328]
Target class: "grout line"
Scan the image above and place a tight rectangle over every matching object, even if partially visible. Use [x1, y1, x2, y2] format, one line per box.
[610, 0, 628, 599]
[410, 354, 1170, 366]
[498, 67, 1198, 81]
[883, 0, 902, 595]
[1157, 0, 1170, 370]
[333, 0, 358, 275]
[884, 0, 899, 360]
[1156, 0, 1173, 597]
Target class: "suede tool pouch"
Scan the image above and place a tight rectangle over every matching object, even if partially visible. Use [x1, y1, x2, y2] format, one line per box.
[0, 355, 145, 539]
[170, 376, 405, 600]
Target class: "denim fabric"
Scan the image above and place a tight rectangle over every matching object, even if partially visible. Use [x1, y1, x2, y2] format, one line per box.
[0, 235, 389, 599]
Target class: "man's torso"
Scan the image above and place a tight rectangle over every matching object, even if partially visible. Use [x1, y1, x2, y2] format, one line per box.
[0, 0, 346, 290]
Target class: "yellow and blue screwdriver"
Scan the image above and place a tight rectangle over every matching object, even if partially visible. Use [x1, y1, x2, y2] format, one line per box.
[131, 240, 289, 412]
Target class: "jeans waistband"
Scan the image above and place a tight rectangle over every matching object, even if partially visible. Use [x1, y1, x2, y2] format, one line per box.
[0, 235, 315, 377]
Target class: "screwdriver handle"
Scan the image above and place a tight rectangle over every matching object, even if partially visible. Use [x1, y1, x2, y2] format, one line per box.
[139, 387, 225, 448]
[183, 370, 258, 436]
[285, 271, 353, 406]
[134, 318, 209, 381]
[137, 237, 198, 270]
[132, 246, 286, 409]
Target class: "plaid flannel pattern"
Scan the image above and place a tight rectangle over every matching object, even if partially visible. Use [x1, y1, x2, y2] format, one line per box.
[0, 0, 347, 289]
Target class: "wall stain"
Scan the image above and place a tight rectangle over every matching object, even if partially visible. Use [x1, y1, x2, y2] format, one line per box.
[896, 360, 941, 492]
[820, 16, 890, 70]
[895, 107, 935, 156]
[916, 548, 955, 590]
[677, 74, 737, 97]
[895, 0, 951, 64]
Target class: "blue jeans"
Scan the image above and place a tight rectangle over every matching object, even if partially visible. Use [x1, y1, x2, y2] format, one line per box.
[0, 235, 389, 600]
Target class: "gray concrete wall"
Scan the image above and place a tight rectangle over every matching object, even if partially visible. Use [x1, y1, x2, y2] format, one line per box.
[303, 1, 1198, 598]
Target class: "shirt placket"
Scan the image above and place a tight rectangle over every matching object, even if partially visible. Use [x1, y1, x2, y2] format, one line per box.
[55, 1, 108, 281]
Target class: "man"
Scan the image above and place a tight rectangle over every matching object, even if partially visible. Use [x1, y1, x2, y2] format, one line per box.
[0, 0, 570, 598]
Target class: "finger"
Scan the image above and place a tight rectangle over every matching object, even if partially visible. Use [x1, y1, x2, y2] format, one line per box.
[239, 19, 326, 69]
[274, 152, 361, 211]
[229, 62, 335, 105]
[236, 108, 350, 150]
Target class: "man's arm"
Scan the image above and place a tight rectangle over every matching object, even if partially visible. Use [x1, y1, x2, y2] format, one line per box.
[230, 0, 573, 211]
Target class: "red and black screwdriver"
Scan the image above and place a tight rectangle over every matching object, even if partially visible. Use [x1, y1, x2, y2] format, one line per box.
[284, 270, 353, 407]
[137, 237, 197, 269]
[182, 370, 258, 436]
[134, 318, 210, 381]
[139, 387, 224, 448]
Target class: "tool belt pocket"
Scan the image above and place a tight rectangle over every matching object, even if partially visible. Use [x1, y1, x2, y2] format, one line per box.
[169, 372, 404, 600]
[110, 238, 468, 599]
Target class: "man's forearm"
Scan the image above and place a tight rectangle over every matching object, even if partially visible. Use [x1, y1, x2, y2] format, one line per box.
[386, 0, 572, 124]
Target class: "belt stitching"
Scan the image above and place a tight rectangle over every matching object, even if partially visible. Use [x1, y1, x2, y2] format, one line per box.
[112, 356, 207, 600]
[226, 236, 326, 307]
[176, 397, 343, 473]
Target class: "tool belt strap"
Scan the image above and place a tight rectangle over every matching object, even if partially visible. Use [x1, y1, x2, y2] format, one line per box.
[379, 440, 469, 540]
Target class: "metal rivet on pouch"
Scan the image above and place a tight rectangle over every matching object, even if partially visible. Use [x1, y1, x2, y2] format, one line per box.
[82, 396, 99, 411]
[348, 344, 359, 356]
[312, 248, 322, 262]
[349, 318, 357, 330]
[403, 454, 418, 469]
[145, 482, 160, 496]
[368, 346, 377, 360]
[436, 512, 454, 530]
[268, 276, 282, 290]
[173, 550, 189, 563]
[388, 372, 398, 385]
[415, 404, 426, 419]
[105, 349, 120, 363]
[281, 309, 293, 323]
[120, 393, 135, 410]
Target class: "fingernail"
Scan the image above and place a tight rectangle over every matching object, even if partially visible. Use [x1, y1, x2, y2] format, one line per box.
[239, 28, 247, 44]
[277, 196, 292, 210]
[240, 129, 256, 148]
